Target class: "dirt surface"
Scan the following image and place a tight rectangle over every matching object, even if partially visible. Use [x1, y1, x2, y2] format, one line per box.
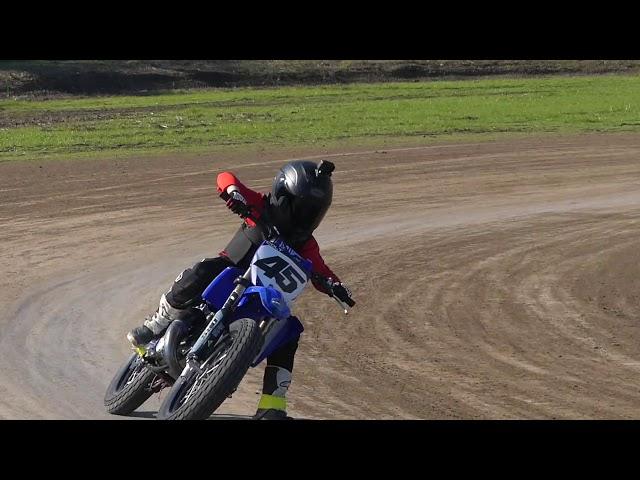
[2, 133, 640, 419]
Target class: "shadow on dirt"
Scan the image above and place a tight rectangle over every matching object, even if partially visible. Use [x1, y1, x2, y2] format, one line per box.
[127, 410, 157, 419]
[127, 410, 306, 420]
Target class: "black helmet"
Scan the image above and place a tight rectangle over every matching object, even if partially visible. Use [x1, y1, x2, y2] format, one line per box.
[268, 160, 335, 244]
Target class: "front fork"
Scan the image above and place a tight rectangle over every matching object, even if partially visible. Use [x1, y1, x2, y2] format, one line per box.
[186, 268, 253, 367]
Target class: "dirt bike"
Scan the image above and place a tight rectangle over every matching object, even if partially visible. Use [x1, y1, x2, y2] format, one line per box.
[104, 207, 354, 420]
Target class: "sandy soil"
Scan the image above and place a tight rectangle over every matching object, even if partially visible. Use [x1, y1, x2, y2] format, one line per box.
[2, 133, 640, 419]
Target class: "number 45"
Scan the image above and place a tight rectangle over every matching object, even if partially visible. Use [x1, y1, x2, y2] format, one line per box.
[254, 256, 306, 293]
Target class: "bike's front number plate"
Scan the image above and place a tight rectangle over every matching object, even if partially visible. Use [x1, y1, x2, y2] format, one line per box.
[250, 243, 309, 304]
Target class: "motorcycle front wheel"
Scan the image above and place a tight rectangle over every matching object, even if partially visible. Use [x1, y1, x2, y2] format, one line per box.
[157, 318, 262, 420]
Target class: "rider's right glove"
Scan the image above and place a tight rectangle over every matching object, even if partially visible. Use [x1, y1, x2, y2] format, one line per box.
[226, 190, 249, 216]
[331, 282, 356, 307]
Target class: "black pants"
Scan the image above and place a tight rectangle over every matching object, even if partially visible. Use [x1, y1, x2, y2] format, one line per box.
[166, 256, 299, 393]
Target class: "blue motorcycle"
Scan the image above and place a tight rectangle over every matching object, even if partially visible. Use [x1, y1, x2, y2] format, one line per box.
[104, 211, 354, 420]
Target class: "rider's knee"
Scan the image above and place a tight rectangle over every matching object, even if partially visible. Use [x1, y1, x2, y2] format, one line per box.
[167, 257, 232, 308]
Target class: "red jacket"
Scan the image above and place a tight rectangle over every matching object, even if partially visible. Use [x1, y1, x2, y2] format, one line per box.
[217, 172, 340, 293]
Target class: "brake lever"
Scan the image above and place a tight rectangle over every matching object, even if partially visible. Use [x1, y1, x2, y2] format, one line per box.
[332, 295, 349, 315]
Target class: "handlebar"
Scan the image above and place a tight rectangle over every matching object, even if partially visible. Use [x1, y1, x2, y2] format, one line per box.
[239, 206, 278, 241]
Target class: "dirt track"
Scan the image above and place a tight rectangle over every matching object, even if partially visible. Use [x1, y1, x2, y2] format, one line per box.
[2, 133, 640, 419]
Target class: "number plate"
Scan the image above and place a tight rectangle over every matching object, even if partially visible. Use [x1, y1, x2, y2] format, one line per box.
[250, 241, 309, 304]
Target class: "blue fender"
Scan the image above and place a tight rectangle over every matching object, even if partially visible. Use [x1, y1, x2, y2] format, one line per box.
[238, 286, 291, 320]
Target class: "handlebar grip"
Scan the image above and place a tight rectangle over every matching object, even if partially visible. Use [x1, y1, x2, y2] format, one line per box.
[238, 204, 253, 219]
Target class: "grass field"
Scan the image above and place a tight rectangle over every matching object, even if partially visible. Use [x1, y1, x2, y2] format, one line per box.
[2, 74, 640, 161]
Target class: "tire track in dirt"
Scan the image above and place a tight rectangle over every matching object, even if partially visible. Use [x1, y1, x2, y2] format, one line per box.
[2, 133, 640, 418]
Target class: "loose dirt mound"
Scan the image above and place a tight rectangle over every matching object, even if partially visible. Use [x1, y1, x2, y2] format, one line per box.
[2, 133, 640, 418]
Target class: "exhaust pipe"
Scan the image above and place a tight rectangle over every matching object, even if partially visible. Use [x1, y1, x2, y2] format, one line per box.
[162, 319, 189, 379]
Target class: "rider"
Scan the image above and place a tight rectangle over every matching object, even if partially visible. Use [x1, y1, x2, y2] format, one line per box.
[127, 160, 355, 420]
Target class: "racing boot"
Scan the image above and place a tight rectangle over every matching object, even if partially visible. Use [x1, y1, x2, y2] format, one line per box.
[253, 365, 293, 420]
[127, 293, 182, 348]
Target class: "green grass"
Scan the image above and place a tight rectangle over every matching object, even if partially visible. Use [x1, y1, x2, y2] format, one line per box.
[1, 74, 640, 161]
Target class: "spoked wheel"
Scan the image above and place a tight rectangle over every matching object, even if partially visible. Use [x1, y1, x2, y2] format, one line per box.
[104, 353, 157, 415]
[157, 318, 262, 420]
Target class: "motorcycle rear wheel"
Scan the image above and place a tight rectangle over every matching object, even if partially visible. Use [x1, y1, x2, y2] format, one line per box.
[104, 353, 157, 416]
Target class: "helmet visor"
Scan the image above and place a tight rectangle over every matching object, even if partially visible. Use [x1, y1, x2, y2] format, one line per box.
[290, 197, 329, 233]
